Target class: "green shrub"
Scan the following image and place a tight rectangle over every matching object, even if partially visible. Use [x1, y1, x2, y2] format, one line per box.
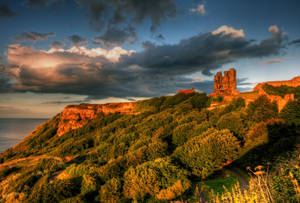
[123, 158, 191, 201]
[39, 178, 81, 202]
[98, 178, 123, 202]
[262, 84, 300, 99]
[216, 112, 247, 140]
[172, 121, 198, 146]
[81, 174, 97, 196]
[173, 128, 241, 178]
[246, 95, 278, 123]
[280, 100, 300, 125]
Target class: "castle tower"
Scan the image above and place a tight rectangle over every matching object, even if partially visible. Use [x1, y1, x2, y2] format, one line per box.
[214, 72, 223, 93]
[210, 68, 239, 96]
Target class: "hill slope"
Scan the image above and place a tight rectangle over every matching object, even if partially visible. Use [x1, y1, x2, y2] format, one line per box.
[0, 91, 299, 202]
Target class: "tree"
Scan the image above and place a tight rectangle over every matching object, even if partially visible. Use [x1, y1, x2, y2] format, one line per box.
[216, 112, 247, 140]
[98, 178, 122, 202]
[123, 158, 190, 201]
[173, 128, 241, 178]
[246, 95, 278, 123]
[280, 100, 300, 125]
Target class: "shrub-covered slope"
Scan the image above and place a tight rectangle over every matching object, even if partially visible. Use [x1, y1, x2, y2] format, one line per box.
[0, 92, 299, 202]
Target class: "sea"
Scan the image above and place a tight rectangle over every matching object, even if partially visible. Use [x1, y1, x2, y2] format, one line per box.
[0, 118, 48, 153]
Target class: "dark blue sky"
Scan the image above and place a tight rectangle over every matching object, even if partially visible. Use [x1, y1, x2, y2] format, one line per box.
[0, 0, 299, 117]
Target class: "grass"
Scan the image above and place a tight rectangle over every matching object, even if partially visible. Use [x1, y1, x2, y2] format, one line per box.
[200, 171, 239, 200]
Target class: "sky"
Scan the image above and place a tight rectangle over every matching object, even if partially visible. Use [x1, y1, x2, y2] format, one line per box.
[0, 0, 299, 118]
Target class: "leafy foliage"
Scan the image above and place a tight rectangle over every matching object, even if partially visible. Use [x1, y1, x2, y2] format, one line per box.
[0, 91, 298, 202]
[173, 128, 241, 178]
[262, 84, 300, 99]
[280, 99, 300, 125]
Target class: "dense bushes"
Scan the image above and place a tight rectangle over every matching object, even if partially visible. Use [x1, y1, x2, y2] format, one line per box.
[262, 84, 300, 99]
[123, 158, 191, 201]
[173, 128, 241, 178]
[280, 99, 300, 125]
[216, 112, 247, 141]
[246, 95, 278, 123]
[0, 91, 298, 202]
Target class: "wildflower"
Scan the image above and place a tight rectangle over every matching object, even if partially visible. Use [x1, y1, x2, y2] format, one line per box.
[254, 165, 264, 171]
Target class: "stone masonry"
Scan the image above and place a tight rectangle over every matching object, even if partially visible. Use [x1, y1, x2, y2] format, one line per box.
[211, 68, 239, 96]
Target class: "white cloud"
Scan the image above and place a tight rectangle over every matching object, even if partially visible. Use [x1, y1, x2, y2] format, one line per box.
[260, 58, 283, 65]
[268, 25, 279, 34]
[190, 4, 205, 15]
[211, 25, 245, 38]
[7, 44, 135, 70]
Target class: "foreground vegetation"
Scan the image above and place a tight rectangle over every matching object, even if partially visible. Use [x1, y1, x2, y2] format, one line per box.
[0, 90, 299, 202]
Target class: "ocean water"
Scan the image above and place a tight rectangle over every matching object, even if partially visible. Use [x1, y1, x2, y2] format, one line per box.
[0, 118, 48, 153]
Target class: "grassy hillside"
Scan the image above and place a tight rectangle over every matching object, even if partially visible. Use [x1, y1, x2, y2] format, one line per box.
[0, 92, 299, 202]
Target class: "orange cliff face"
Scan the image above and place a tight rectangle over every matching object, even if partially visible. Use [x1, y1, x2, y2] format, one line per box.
[253, 76, 300, 93]
[252, 76, 300, 111]
[57, 102, 136, 136]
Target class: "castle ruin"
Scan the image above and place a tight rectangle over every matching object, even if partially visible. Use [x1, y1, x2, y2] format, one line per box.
[211, 68, 239, 96]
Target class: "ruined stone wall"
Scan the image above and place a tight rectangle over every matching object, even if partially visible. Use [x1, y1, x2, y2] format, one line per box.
[211, 68, 239, 96]
[254, 76, 300, 92]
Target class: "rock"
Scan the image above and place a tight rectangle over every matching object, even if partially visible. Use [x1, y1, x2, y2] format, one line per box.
[254, 76, 300, 92]
[57, 102, 136, 136]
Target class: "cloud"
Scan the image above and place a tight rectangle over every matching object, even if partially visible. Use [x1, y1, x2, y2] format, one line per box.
[0, 105, 37, 117]
[268, 25, 279, 34]
[22, 0, 177, 47]
[25, 0, 61, 8]
[13, 32, 55, 42]
[260, 58, 283, 65]
[3, 25, 287, 98]
[155, 34, 165, 41]
[7, 44, 134, 69]
[289, 38, 300, 45]
[50, 41, 66, 49]
[193, 77, 202, 82]
[68, 35, 87, 47]
[93, 26, 137, 48]
[190, 4, 205, 15]
[41, 100, 86, 105]
[0, 64, 13, 93]
[76, 0, 177, 32]
[211, 25, 245, 38]
[0, 4, 16, 18]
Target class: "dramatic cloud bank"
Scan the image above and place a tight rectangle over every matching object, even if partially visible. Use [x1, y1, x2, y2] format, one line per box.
[21, 0, 178, 46]
[93, 26, 138, 48]
[13, 32, 55, 42]
[0, 4, 16, 18]
[1, 25, 287, 99]
[68, 35, 88, 47]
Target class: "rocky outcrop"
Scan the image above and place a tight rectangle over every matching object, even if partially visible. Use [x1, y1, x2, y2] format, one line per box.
[253, 76, 300, 93]
[57, 102, 136, 136]
[210, 68, 239, 96]
[252, 76, 299, 111]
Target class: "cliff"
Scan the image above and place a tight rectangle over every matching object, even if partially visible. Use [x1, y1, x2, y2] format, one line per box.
[57, 102, 136, 136]
[253, 76, 300, 93]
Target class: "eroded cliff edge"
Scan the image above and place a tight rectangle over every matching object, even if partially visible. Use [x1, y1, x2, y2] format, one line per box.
[57, 102, 136, 136]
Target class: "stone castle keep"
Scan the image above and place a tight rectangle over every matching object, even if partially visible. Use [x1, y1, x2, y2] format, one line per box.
[211, 68, 239, 96]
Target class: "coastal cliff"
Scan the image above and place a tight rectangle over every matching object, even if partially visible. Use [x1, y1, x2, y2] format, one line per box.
[57, 102, 136, 136]
[253, 76, 300, 92]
